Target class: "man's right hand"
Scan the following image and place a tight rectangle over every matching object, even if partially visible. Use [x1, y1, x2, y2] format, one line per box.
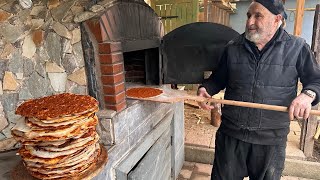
[197, 87, 215, 110]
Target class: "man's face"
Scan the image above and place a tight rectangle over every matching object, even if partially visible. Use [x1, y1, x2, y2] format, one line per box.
[245, 2, 279, 44]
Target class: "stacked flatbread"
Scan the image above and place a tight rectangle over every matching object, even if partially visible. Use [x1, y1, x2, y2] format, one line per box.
[11, 93, 101, 180]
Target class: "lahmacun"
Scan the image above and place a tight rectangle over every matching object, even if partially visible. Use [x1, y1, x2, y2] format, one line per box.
[15, 93, 98, 120]
[12, 115, 98, 142]
[24, 143, 97, 168]
[21, 128, 95, 147]
[27, 112, 95, 126]
[12, 93, 105, 180]
[126, 87, 163, 98]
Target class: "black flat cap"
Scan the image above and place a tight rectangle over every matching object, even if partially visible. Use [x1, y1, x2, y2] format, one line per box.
[255, 0, 287, 19]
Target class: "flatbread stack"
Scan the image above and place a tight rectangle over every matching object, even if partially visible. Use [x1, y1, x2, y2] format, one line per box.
[11, 93, 102, 180]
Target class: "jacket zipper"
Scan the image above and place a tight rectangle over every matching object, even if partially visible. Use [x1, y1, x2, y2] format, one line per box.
[248, 53, 260, 128]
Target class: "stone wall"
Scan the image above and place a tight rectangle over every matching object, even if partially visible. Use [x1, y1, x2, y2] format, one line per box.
[94, 101, 184, 180]
[0, 0, 104, 151]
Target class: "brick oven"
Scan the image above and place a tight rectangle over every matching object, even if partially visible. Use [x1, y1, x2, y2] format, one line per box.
[80, 1, 182, 179]
[81, 0, 163, 112]
[78, 0, 239, 179]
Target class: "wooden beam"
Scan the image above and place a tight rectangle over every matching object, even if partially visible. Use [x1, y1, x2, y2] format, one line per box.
[204, 0, 208, 22]
[311, 4, 320, 52]
[293, 0, 305, 36]
[212, 0, 236, 13]
[300, 4, 320, 158]
[302, 109, 318, 157]
[287, 8, 315, 11]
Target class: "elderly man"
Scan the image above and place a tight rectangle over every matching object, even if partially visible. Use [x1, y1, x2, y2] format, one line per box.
[197, 0, 320, 179]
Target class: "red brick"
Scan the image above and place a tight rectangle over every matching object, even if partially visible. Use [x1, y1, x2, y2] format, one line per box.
[100, 62, 123, 75]
[124, 65, 134, 71]
[99, 53, 123, 64]
[104, 91, 126, 104]
[100, 14, 114, 41]
[98, 42, 122, 54]
[106, 100, 126, 112]
[101, 72, 124, 85]
[125, 71, 145, 79]
[86, 19, 104, 43]
[125, 71, 135, 77]
[103, 82, 125, 94]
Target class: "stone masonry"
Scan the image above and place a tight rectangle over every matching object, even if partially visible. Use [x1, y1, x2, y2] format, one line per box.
[0, 0, 116, 151]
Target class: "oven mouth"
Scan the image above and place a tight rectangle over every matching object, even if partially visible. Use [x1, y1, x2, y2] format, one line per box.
[124, 50, 146, 84]
[123, 47, 160, 86]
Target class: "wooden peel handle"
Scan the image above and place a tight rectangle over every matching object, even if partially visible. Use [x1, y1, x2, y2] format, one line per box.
[208, 98, 320, 116]
[185, 95, 320, 116]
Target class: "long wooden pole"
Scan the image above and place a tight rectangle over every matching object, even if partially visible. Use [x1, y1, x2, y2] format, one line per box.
[186, 95, 320, 116]
[208, 98, 320, 116]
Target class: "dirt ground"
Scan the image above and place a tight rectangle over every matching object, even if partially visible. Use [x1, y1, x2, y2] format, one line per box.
[183, 89, 218, 141]
[184, 104, 211, 135]
[313, 140, 320, 162]
[183, 93, 320, 162]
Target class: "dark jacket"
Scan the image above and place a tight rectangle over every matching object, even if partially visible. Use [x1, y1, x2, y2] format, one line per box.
[203, 28, 320, 131]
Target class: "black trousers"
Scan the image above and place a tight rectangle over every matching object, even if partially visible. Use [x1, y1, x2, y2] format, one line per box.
[211, 131, 286, 180]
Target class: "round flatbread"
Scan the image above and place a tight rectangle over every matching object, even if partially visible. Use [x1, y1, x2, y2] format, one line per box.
[126, 87, 163, 98]
[27, 147, 100, 180]
[12, 115, 98, 142]
[15, 93, 99, 120]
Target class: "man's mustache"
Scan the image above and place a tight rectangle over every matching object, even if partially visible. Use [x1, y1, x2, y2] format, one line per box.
[247, 25, 258, 30]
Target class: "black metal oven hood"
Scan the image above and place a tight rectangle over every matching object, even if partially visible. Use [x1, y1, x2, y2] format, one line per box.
[161, 22, 239, 84]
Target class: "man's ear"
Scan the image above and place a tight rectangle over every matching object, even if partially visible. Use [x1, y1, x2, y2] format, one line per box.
[275, 14, 282, 23]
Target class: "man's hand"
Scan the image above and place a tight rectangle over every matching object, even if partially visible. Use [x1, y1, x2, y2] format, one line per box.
[288, 93, 314, 120]
[197, 87, 214, 110]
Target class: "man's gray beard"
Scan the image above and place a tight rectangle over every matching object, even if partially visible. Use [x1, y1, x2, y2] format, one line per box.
[245, 32, 261, 43]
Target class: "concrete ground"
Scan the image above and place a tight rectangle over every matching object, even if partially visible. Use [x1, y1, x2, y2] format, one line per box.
[177, 161, 316, 180]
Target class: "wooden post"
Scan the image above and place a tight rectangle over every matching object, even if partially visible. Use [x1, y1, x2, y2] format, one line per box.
[300, 4, 320, 158]
[301, 108, 318, 157]
[204, 0, 208, 22]
[193, 0, 199, 22]
[211, 104, 221, 127]
[293, 0, 305, 36]
[311, 4, 320, 52]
